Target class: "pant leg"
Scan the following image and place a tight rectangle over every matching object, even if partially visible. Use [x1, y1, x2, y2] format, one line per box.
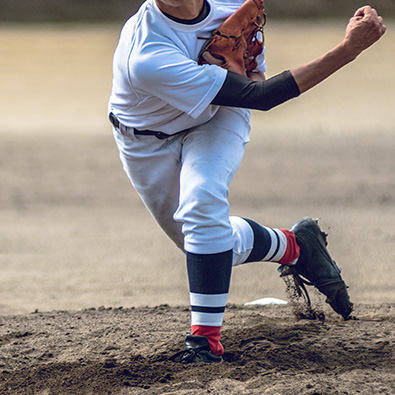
[173, 107, 251, 355]
[112, 126, 184, 250]
[174, 107, 251, 254]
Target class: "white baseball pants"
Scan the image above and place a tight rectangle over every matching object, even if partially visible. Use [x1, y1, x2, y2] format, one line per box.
[112, 107, 255, 263]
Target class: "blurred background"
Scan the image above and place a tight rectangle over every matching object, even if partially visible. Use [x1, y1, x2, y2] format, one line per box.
[0, 0, 394, 22]
[0, 0, 394, 314]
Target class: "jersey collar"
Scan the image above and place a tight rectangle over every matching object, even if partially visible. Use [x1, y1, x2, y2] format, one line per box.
[152, 0, 217, 32]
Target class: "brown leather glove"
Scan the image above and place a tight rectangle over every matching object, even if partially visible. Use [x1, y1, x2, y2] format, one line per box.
[198, 0, 266, 76]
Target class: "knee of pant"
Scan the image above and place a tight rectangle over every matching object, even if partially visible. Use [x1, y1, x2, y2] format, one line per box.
[176, 180, 233, 253]
[178, 180, 229, 224]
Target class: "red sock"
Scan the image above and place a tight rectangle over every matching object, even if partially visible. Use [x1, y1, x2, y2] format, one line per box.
[278, 229, 300, 265]
[191, 325, 224, 356]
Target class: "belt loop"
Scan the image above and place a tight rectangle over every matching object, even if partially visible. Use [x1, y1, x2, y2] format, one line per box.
[110, 112, 137, 141]
[119, 123, 133, 139]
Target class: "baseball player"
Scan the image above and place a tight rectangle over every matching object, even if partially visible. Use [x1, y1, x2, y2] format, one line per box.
[108, 0, 385, 363]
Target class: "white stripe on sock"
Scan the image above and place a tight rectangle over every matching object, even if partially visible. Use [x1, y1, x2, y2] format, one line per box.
[261, 227, 289, 263]
[191, 311, 224, 327]
[270, 228, 287, 262]
[190, 293, 228, 308]
[261, 227, 277, 261]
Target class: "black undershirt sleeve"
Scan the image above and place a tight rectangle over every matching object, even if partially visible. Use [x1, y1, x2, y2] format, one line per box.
[211, 70, 301, 111]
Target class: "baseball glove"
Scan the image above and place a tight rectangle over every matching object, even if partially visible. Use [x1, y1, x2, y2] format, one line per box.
[198, 0, 266, 76]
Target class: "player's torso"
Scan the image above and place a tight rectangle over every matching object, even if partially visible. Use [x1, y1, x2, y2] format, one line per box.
[109, 0, 246, 132]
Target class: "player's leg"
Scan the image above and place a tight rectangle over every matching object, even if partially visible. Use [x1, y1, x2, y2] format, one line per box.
[112, 125, 184, 250]
[173, 107, 305, 361]
[229, 216, 300, 266]
[174, 107, 251, 361]
[228, 212, 353, 319]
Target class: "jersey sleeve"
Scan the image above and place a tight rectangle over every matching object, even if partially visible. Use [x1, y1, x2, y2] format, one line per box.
[129, 42, 227, 119]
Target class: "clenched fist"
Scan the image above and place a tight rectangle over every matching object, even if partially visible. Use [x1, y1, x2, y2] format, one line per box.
[344, 6, 386, 59]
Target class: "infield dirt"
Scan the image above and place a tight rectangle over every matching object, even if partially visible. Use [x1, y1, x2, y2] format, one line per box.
[0, 22, 394, 394]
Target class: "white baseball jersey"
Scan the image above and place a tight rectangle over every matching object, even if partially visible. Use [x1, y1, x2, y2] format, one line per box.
[109, 0, 266, 134]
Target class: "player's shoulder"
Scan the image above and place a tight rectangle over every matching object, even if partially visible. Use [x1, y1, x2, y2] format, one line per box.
[122, 0, 177, 36]
[122, 1, 154, 29]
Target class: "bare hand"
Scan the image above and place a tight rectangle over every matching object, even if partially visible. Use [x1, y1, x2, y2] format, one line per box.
[344, 6, 386, 58]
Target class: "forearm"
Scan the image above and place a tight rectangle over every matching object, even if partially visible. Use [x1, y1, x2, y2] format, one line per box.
[292, 6, 386, 93]
[290, 41, 355, 94]
[212, 70, 300, 111]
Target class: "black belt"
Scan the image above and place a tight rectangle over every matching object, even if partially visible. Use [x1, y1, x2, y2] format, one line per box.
[109, 113, 186, 140]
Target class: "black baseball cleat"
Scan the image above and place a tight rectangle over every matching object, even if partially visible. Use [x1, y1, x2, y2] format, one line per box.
[278, 217, 353, 320]
[168, 335, 223, 364]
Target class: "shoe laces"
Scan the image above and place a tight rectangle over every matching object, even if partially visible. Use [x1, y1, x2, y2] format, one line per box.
[168, 348, 200, 363]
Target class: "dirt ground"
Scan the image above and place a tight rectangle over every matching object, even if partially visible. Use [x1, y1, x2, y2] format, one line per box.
[0, 23, 394, 394]
[0, 304, 394, 394]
